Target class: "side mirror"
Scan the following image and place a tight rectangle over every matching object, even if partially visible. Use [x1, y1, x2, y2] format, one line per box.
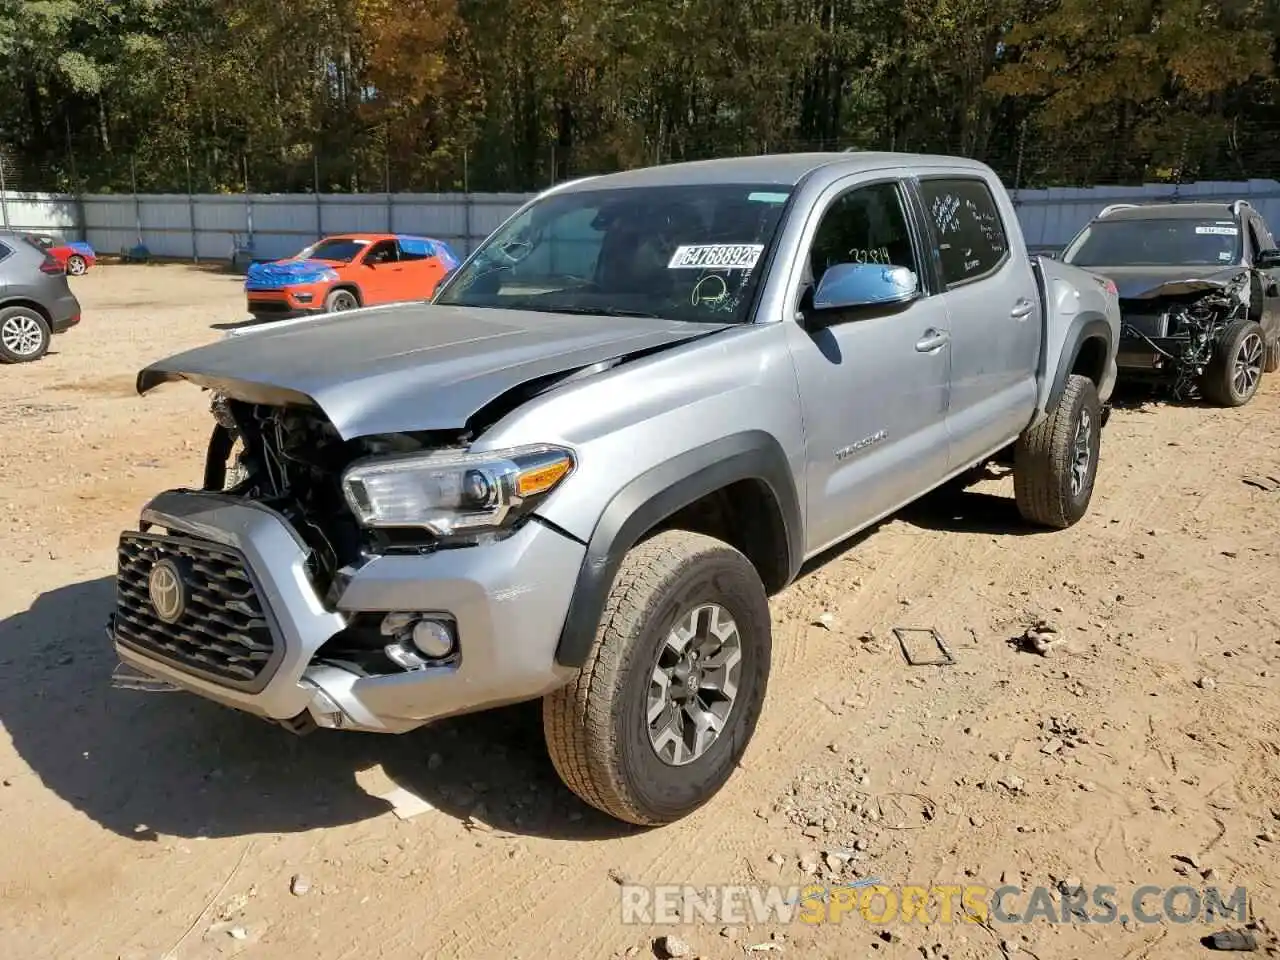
[812, 263, 919, 313]
[1257, 248, 1280, 269]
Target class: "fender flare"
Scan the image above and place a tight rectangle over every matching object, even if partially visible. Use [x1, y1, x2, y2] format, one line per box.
[326, 282, 363, 306]
[552, 431, 803, 668]
[1047, 314, 1113, 409]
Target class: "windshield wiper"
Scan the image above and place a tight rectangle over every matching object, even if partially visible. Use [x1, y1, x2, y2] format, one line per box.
[539, 305, 667, 319]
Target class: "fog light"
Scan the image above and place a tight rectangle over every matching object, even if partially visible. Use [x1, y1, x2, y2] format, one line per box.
[295, 292, 314, 303]
[379, 612, 457, 668]
[412, 619, 455, 658]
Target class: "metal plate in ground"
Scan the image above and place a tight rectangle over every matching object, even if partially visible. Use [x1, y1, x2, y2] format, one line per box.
[893, 627, 956, 666]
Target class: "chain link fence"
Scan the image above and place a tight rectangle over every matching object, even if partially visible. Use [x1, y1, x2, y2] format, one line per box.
[6, 118, 1280, 198]
[4, 121, 1280, 263]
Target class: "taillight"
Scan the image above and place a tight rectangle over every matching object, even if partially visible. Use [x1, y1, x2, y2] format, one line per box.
[39, 256, 65, 275]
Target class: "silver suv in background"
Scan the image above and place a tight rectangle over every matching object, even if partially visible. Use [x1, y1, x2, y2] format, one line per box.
[1060, 200, 1280, 405]
[0, 230, 82, 363]
[110, 152, 1120, 826]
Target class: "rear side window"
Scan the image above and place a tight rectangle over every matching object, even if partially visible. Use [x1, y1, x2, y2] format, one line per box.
[919, 177, 1009, 285]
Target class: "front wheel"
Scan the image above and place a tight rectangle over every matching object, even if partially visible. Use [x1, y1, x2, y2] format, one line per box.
[66, 255, 87, 276]
[1201, 319, 1265, 407]
[543, 530, 772, 826]
[324, 288, 359, 313]
[0, 307, 52, 363]
[1013, 373, 1102, 529]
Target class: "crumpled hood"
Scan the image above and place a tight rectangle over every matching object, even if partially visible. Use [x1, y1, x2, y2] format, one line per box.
[137, 303, 730, 439]
[245, 258, 338, 289]
[1083, 264, 1247, 300]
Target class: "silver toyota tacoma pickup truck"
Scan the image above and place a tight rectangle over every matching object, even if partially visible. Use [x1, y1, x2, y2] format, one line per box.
[110, 153, 1120, 826]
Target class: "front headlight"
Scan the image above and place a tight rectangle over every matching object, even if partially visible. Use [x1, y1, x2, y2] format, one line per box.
[341, 444, 575, 537]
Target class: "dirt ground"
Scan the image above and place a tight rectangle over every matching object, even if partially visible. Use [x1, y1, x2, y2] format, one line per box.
[1, 263, 1278, 960]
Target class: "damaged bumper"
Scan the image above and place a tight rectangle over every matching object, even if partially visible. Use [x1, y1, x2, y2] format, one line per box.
[109, 490, 584, 733]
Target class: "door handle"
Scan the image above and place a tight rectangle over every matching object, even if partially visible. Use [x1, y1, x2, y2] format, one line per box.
[915, 329, 950, 353]
[1011, 298, 1034, 320]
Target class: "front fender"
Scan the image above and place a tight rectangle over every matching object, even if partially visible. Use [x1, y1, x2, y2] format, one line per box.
[551, 431, 803, 667]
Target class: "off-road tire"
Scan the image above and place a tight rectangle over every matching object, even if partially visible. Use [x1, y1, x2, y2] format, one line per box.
[1263, 337, 1280, 374]
[1013, 373, 1101, 529]
[325, 288, 359, 313]
[543, 530, 772, 826]
[66, 254, 87, 276]
[0, 306, 52, 363]
[1201, 319, 1265, 407]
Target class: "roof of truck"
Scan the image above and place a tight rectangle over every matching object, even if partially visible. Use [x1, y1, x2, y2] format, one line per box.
[551, 152, 994, 192]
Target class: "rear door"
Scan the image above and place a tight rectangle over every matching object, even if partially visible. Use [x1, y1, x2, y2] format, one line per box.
[913, 174, 1041, 472]
[396, 237, 450, 298]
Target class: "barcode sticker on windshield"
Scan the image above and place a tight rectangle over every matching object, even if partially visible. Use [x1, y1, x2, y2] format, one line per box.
[668, 244, 764, 270]
[1196, 225, 1238, 236]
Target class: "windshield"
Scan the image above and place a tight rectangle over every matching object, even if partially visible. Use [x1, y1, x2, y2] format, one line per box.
[296, 238, 369, 263]
[433, 183, 793, 323]
[1063, 218, 1242, 267]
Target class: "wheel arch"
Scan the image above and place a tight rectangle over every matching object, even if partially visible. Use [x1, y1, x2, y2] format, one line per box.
[327, 283, 363, 305]
[0, 298, 53, 323]
[552, 431, 803, 668]
[1047, 314, 1112, 410]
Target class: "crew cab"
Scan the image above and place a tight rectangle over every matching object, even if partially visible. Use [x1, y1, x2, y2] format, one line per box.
[244, 233, 460, 322]
[110, 153, 1120, 827]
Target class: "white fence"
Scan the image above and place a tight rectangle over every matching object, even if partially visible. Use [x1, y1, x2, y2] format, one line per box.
[3, 178, 1279, 262]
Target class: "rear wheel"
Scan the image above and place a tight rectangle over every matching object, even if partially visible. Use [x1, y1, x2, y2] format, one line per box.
[1201, 319, 1265, 407]
[0, 307, 52, 363]
[543, 530, 772, 826]
[325, 288, 359, 313]
[1263, 337, 1280, 374]
[1013, 373, 1101, 529]
[66, 255, 87, 276]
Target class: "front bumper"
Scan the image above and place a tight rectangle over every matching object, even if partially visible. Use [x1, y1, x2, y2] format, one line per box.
[246, 286, 326, 321]
[110, 490, 585, 733]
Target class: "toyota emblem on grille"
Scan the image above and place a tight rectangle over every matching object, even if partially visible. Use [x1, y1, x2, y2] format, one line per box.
[148, 559, 188, 624]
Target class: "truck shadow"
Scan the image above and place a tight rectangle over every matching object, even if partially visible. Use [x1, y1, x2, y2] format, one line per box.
[898, 468, 1045, 537]
[0, 577, 640, 844]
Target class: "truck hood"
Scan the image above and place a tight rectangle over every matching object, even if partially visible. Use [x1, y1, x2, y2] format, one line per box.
[137, 303, 731, 439]
[1082, 264, 1247, 300]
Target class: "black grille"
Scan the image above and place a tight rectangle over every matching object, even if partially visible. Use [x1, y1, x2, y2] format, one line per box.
[114, 532, 279, 690]
[1119, 303, 1171, 339]
[247, 299, 291, 313]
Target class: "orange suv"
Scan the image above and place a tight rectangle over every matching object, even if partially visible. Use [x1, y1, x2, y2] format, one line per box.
[244, 233, 460, 322]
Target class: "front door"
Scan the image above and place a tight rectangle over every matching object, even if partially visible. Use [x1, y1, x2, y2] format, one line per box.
[784, 177, 953, 555]
[914, 175, 1042, 471]
[359, 238, 403, 304]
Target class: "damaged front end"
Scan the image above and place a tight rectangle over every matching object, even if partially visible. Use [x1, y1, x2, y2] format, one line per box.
[1116, 273, 1251, 398]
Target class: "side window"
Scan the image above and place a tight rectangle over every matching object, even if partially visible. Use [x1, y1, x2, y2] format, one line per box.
[0, 240, 10, 263]
[365, 240, 398, 265]
[807, 181, 919, 289]
[918, 177, 1009, 285]
[398, 241, 428, 262]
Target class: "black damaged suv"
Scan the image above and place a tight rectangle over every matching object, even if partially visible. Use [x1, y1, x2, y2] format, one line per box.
[1060, 200, 1280, 406]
